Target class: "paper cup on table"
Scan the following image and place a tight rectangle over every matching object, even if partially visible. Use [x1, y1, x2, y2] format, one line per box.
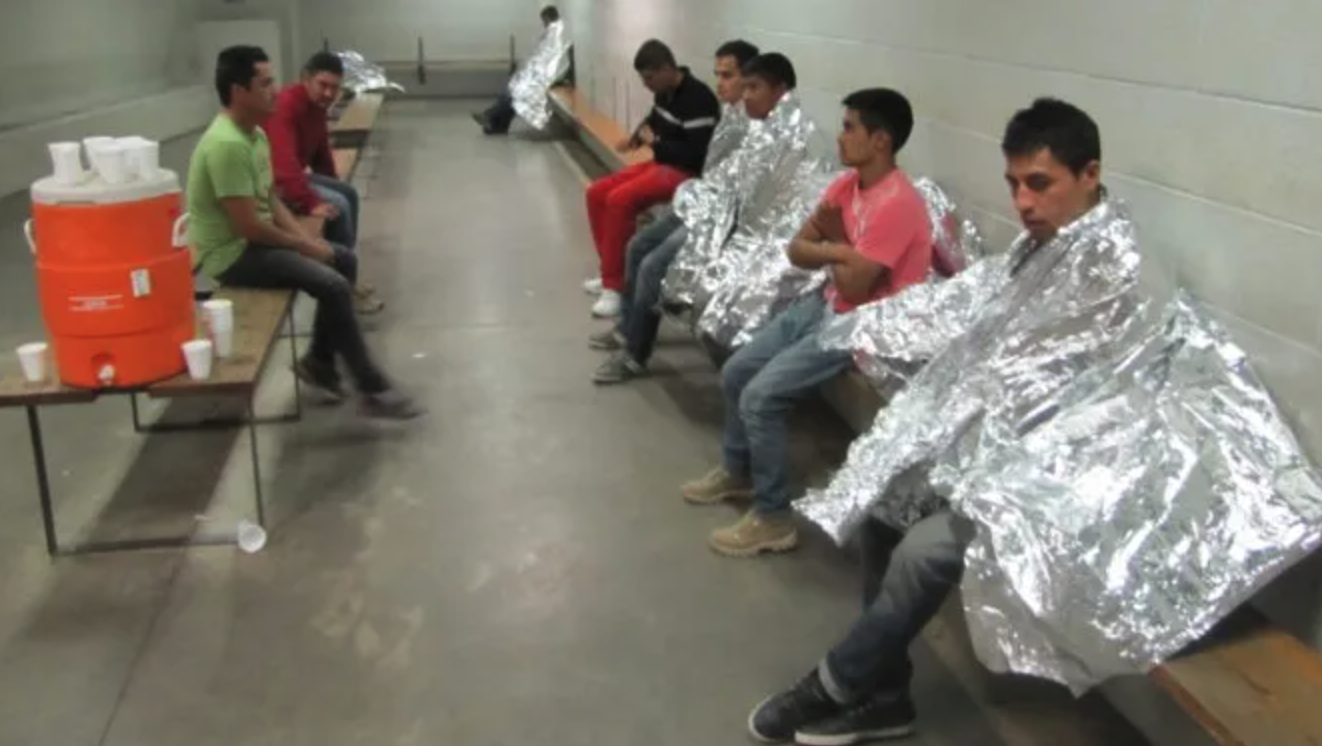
[202, 298, 234, 358]
[47, 142, 83, 186]
[16, 342, 48, 383]
[182, 339, 213, 381]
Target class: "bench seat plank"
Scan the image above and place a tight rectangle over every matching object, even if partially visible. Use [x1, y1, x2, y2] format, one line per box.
[0, 377, 99, 407]
[1152, 612, 1322, 746]
[331, 93, 384, 133]
[147, 287, 295, 400]
[549, 86, 652, 167]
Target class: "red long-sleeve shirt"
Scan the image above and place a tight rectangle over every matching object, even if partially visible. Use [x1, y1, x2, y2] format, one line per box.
[266, 83, 337, 214]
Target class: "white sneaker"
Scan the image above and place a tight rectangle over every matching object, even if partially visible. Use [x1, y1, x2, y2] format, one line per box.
[582, 277, 604, 295]
[591, 290, 622, 318]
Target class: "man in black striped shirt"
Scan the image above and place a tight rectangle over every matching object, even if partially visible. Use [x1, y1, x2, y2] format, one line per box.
[585, 39, 720, 318]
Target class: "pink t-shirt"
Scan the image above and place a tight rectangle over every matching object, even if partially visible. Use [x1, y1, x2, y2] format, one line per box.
[821, 169, 933, 313]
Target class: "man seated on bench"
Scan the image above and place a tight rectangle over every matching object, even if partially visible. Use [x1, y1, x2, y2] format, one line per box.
[472, 5, 569, 135]
[597, 50, 798, 383]
[746, 99, 1106, 745]
[189, 45, 423, 420]
[267, 50, 385, 315]
[682, 89, 933, 558]
[584, 39, 721, 318]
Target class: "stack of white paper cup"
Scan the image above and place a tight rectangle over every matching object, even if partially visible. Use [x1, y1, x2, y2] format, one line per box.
[47, 142, 84, 186]
[16, 342, 48, 384]
[82, 136, 113, 174]
[96, 142, 130, 185]
[182, 339, 213, 380]
[202, 299, 234, 358]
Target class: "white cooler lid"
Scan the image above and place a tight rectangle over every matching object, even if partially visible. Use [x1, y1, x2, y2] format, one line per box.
[31, 169, 181, 205]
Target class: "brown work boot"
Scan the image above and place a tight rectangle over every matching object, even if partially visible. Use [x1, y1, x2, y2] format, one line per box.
[680, 466, 754, 505]
[709, 511, 799, 558]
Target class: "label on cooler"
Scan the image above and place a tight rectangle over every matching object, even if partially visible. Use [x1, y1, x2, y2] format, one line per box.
[130, 268, 152, 297]
[69, 294, 125, 312]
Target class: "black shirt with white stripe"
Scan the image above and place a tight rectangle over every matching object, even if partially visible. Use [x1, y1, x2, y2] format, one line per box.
[644, 68, 721, 176]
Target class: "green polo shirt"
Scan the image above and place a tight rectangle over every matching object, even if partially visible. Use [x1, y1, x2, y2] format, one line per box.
[186, 114, 275, 278]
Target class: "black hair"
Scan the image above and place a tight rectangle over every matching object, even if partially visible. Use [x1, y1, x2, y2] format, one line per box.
[842, 88, 914, 154]
[633, 39, 677, 73]
[215, 45, 270, 106]
[304, 51, 344, 78]
[714, 40, 760, 68]
[741, 52, 797, 90]
[540, 5, 560, 23]
[1001, 97, 1101, 175]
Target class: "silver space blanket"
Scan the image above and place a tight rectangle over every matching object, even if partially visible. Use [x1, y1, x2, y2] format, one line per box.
[796, 196, 1322, 692]
[337, 51, 405, 95]
[664, 92, 831, 320]
[509, 20, 573, 130]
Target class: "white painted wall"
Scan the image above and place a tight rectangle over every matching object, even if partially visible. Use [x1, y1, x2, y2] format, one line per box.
[0, 0, 202, 131]
[565, 0, 1322, 737]
[292, 0, 547, 65]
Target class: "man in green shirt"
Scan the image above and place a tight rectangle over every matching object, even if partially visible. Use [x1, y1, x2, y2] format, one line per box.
[189, 45, 422, 419]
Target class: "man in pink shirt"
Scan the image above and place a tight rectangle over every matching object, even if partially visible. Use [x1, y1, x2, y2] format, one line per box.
[681, 88, 933, 558]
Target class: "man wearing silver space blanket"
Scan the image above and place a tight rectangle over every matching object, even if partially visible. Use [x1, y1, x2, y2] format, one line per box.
[472, 6, 571, 135]
[746, 97, 1322, 744]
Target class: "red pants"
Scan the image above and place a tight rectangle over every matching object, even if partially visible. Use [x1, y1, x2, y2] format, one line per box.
[585, 161, 688, 291]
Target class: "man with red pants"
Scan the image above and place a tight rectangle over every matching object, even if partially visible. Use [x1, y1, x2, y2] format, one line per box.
[584, 39, 720, 318]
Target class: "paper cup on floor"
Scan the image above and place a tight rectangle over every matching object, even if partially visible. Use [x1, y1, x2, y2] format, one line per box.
[236, 520, 267, 554]
[48, 142, 83, 186]
[95, 143, 130, 185]
[182, 339, 213, 380]
[16, 342, 48, 383]
[202, 299, 234, 358]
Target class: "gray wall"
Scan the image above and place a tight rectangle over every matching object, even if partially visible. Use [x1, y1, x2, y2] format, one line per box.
[0, 0, 202, 131]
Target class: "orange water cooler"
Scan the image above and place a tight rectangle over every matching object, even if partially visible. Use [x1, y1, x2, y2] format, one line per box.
[25, 172, 196, 389]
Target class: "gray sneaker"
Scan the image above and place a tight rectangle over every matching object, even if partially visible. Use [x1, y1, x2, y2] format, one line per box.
[360, 389, 427, 420]
[588, 328, 624, 351]
[592, 353, 646, 385]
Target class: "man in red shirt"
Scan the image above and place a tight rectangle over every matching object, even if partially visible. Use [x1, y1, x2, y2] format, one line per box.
[267, 52, 383, 313]
[681, 88, 933, 558]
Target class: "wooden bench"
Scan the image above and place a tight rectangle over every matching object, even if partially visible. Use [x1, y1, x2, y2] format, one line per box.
[329, 92, 384, 152]
[549, 85, 652, 170]
[0, 285, 302, 556]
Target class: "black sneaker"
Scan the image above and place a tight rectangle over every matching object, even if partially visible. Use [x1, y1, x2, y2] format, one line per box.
[748, 671, 843, 743]
[794, 696, 916, 745]
[293, 357, 347, 403]
[360, 389, 427, 420]
[592, 353, 646, 385]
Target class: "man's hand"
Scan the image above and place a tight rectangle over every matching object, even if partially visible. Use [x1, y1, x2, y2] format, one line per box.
[298, 237, 336, 265]
[311, 203, 340, 220]
[636, 126, 656, 147]
[812, 203, 849, 245]
[614, 137, 635, 153]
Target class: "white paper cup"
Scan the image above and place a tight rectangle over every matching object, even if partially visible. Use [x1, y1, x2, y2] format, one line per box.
[95, 143, 130, 185]
[82, 136, 113, 172]
[236, 520, 267, 553]
[122, 137, 160, 180]
[202, 299, 235, 358]
[48, 142, 83, 186]
[16, 342, 48, 383]
[182, 339, 213, 380]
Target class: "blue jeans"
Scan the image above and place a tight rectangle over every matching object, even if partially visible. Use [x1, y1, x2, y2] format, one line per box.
[310, 173, 359, 250]
[819, 513, 972, 702]
[721, 294, 853, 516]
[620, 210, 687, 364]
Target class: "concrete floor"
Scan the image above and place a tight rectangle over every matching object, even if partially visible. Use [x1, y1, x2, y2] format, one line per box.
[0, 100, 1124, 746]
